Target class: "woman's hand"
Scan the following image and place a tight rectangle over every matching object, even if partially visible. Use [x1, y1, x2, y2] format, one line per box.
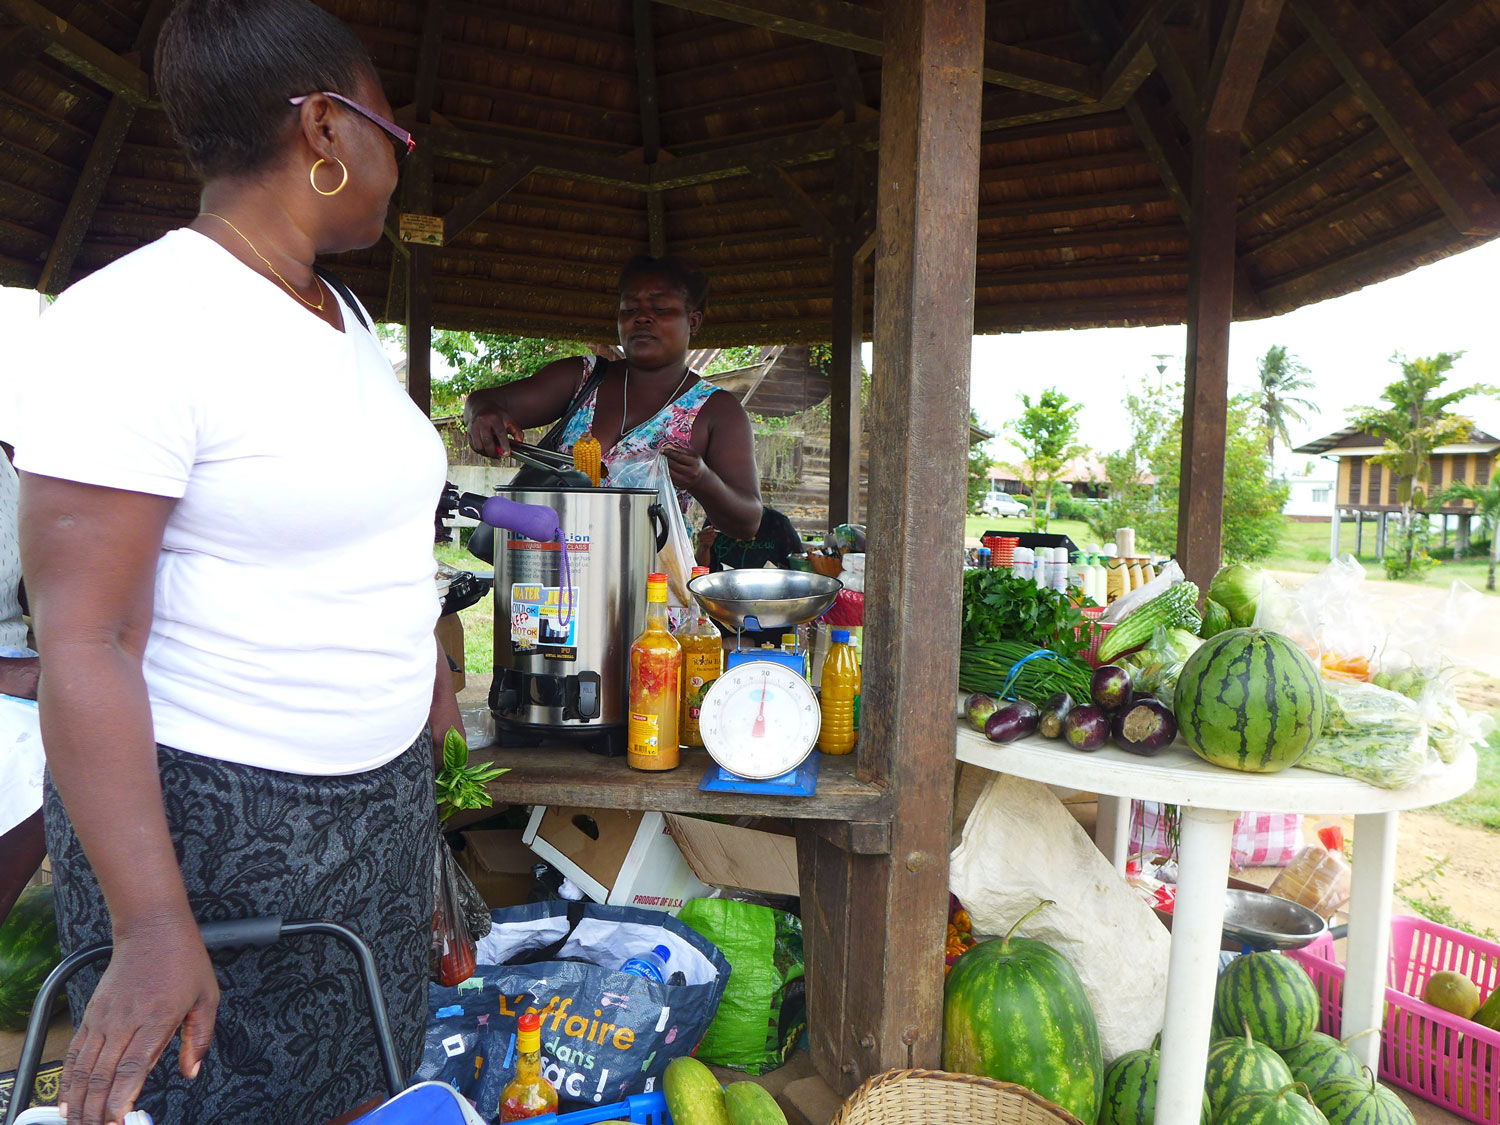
[60, 919, 219, 1125]
[465, 405, 523, 458]
[662, 442, 707, 491]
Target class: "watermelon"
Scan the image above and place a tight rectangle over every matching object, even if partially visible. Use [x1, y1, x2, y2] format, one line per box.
[1214, 952, 1321, 1051]
[1218, 1084, 1331, 1125]
[1173, 628, 1325, 773]
[1206, 1025, 1296, 1118]
[942, 899, 1103, 1124]
[1279, 1032, 1364, 1094]
[1098, 1047, 1208, 1125]
[1310, 1070, 1415, 1124]
[0, 885, 62, 1031]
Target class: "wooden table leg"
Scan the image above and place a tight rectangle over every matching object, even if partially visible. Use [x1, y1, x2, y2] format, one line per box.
[1154, 807, 1238, 1125]
[1341, 810, 1398, 1072]
[1095, 795, 1130, 874]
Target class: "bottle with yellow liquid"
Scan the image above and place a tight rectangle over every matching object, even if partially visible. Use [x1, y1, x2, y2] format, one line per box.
[817, 629, 861, 755]
[677, 566, 722, 748]
[628, 572, 682, 770]
[498, 1011, 558, 1121]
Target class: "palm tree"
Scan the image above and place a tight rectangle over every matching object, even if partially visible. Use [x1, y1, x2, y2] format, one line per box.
[1256, 345, 1319, 464]
[1439, 476, 1500, 591]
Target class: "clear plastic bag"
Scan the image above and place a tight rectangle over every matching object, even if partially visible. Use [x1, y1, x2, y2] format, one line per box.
[431, 840, 490, 986]
[609, 450, 696, 607]
[1298, 678, 1430, 789]
[1118, 624, 1202, 698]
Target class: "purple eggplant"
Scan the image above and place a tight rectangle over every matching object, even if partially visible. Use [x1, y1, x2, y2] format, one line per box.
[1038, 692, 1075, 739]
[1090, 664, 1134, 712]
[1112, 698, 1178, 755]
[985, 699, 1040, 743]
[1063, 704, 1111, 751]
[965, 692, 998, 732]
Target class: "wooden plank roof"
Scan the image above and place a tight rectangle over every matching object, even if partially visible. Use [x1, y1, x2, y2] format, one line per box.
[4, 0, 1500, 343]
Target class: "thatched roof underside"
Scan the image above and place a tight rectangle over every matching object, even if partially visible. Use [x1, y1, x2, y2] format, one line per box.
[4, 0, 1500, 344]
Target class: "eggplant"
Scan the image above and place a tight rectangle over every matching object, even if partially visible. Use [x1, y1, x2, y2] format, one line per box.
[1112, 698, 1178, 756]
[1038, 691, 1075, 739]
[985, 699, 1040, 743]
[1063, 704, 1111, 751]
[1090, 664, 1134, 712]
[965, 692, 998, 733]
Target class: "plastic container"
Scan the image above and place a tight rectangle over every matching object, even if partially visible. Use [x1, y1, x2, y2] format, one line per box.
[628, 574, 682, 771]
[14, 1114, 152, 1125]
[676, 567, 722, 749]
[1287, 915, 1500, 1123]
[1269, 825, 1352, 919]
[818, 629, 861, 755]
[619, 943, 673, 983]
[538, 1090, 671, 1124]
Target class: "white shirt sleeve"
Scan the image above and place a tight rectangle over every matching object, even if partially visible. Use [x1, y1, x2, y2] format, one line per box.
[13, 280, 197, 499]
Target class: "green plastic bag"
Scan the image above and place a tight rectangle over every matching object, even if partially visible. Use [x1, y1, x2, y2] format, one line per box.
[677, 899, 805, 1074]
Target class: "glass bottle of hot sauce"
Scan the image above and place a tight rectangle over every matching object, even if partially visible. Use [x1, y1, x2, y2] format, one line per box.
[498, 1011, 558, 1121]
[677, 566, 723, 748]
[628, 573, 682, 770]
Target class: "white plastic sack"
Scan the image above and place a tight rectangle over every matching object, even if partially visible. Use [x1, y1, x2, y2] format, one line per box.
[0, 693, 44, 836]
[1100, 559, 1184, 623]
[950, 772, 1170, 1061]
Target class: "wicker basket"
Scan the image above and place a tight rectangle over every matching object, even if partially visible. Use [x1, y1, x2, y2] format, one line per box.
[830, 1069, 1086, 1125]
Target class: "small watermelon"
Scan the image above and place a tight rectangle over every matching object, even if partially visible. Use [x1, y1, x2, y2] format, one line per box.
[1214, 952, 1321, 1051]
[1174, 628, 1325, 773]
[1279, 1032, 1364, 1094]
[1218, 1083, 1331, 1125]
[1206, 1025, 1296, 1119]
[0, 885, 62, 1031]
[1310, 1069, 1415, 1124]
[942, 899, 1103, 1124]
[1098, 1047, 1209, 1124]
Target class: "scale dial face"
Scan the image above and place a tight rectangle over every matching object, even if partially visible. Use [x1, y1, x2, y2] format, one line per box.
[699, 660, 822, 779]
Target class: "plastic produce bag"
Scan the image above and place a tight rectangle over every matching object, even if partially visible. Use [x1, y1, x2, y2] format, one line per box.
[609, 450, 695, 607]
[1298, 679, 1430, 789]
[1100, 559, 1183, 623]
[432, 841, 493, 987]
[1118, 625, 1202, 698]
[676, 898, 805, 1074]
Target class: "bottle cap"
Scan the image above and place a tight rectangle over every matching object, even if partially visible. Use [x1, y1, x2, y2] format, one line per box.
[518, 1010, 541, 1052]
[691, 566, 709, 577]
[653, 944, 671, 962]
[646, 572, 669, 603]
[832, 629, 850, 644]
[781, 633, 797, 646]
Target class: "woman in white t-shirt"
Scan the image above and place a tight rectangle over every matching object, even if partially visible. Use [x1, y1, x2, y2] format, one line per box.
[13, 3, 457, 1123]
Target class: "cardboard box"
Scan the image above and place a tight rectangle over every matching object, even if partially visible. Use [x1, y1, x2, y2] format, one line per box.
[454, 829, 535, 909]
[523, 806, 711, 914]
[663, 814, 799, 898]
[435, 613, 466, 693]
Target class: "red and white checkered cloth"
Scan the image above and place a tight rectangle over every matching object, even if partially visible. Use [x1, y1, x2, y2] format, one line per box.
[1131, 801, 1303, 870]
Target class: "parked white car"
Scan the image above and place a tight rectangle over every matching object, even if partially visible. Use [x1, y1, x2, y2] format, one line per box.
[979, 493, 1030, 518]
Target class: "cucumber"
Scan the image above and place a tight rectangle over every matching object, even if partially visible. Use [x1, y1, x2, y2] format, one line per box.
[664, 1056, 731, 1125]
[724, 1081, 788, 1125]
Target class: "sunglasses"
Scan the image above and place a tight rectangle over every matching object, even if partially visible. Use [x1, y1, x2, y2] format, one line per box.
[288, 91, 416, 164]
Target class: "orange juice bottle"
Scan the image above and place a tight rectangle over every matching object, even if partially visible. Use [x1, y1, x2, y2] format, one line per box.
[628, 573, 682, 770]
[498, 1011, 558, 1120]
[677, 566, 722, 748]
[817, 629, 861, 755]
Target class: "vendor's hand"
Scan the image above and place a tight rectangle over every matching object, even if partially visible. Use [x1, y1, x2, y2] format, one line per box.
[466, 407, 523, 458]
[662, 443, 706, 491]
[60, 920, 218, 1125]
[0, 655, 39, 700]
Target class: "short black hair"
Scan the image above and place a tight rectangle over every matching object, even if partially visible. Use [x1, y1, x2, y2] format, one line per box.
[155, 0, 376, 180]
[619, 255, 710, 314]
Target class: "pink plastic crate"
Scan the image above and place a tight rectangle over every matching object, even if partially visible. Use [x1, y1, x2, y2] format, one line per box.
[1286, 915, 1500, 1123]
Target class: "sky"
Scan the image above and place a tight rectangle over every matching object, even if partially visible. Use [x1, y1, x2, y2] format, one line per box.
[6, 236, 1499, 479]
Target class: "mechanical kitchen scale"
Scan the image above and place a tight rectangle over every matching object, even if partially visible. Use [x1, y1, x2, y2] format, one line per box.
[687, 569, 843, 797]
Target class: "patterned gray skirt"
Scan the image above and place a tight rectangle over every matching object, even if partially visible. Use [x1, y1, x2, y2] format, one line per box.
[44, 730, 438, 1125]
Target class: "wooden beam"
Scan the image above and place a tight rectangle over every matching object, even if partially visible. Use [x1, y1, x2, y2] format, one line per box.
[0, 0, 149, 103]
[442, 158, 535, 242]
[646, 192, 667, 256]
[1259, 216, 1453, 309]
[411, 0, 446, 123]
[404, 144, 435, 414]
[1291, 0, 1500, 235]
[828, 238, 862, 527]
[824, 44, 866, 121]
[633, 0, 662, 164]
[38, 0, 173, 295]
[1204, 0, 1286, 135]
[753, 165, 836, 244]
[982, 40, 1099, 102]
[1099, 0, 1182, 103]
[0, 24, 46, 80]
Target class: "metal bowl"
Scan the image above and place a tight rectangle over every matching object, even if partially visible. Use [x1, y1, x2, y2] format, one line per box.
[689, 569, 843, 631]
[1222, 889, 1328, 951]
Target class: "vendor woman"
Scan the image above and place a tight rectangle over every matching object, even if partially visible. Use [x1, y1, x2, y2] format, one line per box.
[463, 256, 763, 540]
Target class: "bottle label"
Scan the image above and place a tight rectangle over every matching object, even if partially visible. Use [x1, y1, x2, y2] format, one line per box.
[628, 712, 660, 759]
[683, 651, 722, 720]
[853, 690, 860, 731]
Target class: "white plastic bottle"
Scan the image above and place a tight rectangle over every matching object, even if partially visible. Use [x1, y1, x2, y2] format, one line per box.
[620, 943, 672, 983]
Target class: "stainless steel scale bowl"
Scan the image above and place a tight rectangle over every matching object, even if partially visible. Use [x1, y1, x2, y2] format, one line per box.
[1221, 889, 1327, 951]
[688, 569, 842, 636]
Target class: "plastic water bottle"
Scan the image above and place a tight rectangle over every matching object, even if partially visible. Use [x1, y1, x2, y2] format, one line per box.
[15, 1113, 152, 1125]
[620, 943, 672, 983]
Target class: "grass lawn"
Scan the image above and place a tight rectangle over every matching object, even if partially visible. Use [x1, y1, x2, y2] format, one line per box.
[1263, 518, 1497, 592]
[436, 541, 496, 676]
[1439, 726, 1500, 832]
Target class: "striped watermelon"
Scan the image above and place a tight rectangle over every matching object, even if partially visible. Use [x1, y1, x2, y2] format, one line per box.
[0, 885, 62, 1031]
[1310, 1071, 1416, 1124]
[942, 899, 1103, 1124]
[1279, 1032, 1364, 1094]
[1173, 628, 1325, 773]
[1206, 1026, 1296, 1119]
[1218, 1084, 1331, 1125]
[1098, 1048, 1208, 1125]
[1214, 952, 1321, 1051]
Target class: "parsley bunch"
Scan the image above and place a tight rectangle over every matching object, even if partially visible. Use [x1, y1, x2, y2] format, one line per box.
[435, 727, 508, 821]
[961, 568, 1088, 658]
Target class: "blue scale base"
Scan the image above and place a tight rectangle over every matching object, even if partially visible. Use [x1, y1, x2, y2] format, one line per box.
[699, 753, 821, 796]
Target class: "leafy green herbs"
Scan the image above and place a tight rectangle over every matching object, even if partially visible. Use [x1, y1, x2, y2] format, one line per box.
[435, 727, 508, 821]
[961, 568, 1089, 658]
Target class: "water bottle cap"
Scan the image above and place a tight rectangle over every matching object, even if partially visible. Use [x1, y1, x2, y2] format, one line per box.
[653, 944, 671, 961]
[832, 629, 850, 644]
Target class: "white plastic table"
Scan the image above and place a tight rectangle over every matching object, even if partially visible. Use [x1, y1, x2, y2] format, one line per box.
[954, 715, 1476, 1125]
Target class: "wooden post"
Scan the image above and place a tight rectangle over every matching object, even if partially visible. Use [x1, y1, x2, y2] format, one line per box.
[798, 0, 984, 1096]
[405, 142, 435, 418]
[828, 234, 863, 527]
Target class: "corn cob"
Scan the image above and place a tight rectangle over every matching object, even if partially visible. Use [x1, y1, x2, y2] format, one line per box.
[572, 431, 602, 485]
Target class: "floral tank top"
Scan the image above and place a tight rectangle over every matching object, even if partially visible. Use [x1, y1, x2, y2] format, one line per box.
[557, 356, 719, 517]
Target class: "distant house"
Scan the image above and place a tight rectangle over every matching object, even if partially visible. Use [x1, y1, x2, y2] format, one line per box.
[987, 453, 1116, 500]
[1281, 476, 1338, 521]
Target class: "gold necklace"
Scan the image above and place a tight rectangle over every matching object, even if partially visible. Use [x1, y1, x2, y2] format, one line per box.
[620, 365, 692, 440]
[200, 212, 325, 311]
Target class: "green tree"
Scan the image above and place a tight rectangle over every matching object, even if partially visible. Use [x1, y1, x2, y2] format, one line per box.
[968, 409, 996, 513]
[1439, 475, 1500, 591]
[704, 345, 765, 373]
[378, 325, 591, 417]
[1006, 388, 1084, 531]
[1348, 351, 1494, 580]
[1256, 345, 1319, 466]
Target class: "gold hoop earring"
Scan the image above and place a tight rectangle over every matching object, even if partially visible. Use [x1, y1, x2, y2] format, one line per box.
[310, 157, 348, 196]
